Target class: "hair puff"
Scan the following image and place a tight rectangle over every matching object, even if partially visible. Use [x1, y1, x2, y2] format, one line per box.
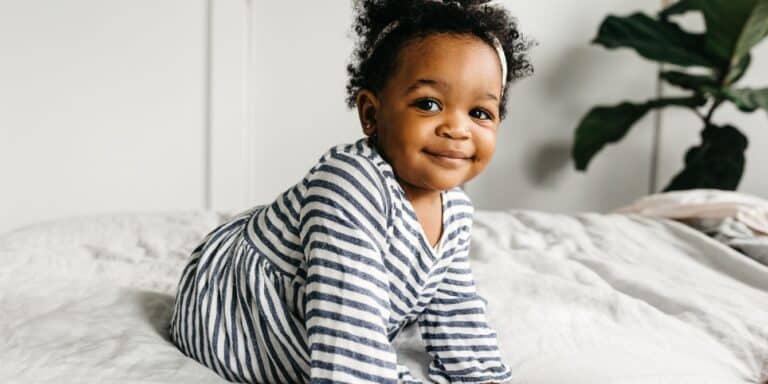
[345, 0, 534, 120]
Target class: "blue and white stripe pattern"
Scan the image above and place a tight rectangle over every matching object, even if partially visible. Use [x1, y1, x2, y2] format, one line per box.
[169, 137, 512, 383]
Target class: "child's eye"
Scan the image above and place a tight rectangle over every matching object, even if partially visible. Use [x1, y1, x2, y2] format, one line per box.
[413, 98, 441, 112]
[470, 108, 493, 121]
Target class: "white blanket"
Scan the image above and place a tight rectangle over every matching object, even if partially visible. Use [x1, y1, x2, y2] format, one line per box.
[616, 189, 768, 235]
[1, 210, 766, 384]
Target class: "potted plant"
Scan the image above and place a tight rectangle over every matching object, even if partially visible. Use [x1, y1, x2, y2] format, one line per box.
[572, 0, 768, 191]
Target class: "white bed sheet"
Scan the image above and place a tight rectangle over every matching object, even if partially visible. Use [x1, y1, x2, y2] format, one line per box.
[0, 210, 766, 384]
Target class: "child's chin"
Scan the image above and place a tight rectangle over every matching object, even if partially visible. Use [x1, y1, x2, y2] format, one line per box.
[429, 176, 468, 191]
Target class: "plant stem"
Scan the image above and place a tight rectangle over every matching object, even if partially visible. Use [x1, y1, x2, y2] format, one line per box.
[691, 107, 706, 123]
[704, 61, 730, 126]
[704, 98, 723, 125]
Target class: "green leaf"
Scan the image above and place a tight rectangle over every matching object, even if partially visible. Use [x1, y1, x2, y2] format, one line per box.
[659, 0, 768, 66]
[721, 87, 768, 112]
[646, 96, 707, 109]
[573, 103, 648, 171]
[659, 0, 697, 19]
[731, 0, 768, 65]
[724, 53, 752, 85]
[660, 70, 718, 91]
[664, 124, 748, 191]
[593, 13, 716, 68]
[573, 96, 706, 171]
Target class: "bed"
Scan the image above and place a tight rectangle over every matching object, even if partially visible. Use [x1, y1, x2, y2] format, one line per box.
[1, 205, 767, 383]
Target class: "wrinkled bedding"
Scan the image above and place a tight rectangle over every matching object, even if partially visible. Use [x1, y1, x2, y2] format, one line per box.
[617, 189, 768, 267]
[0, 210, 766, 384]
[679, 217, 768, 267]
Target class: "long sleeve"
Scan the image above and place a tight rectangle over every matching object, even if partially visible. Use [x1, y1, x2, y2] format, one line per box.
[299, 152, 422, 384]
[417, 236, 513, 384]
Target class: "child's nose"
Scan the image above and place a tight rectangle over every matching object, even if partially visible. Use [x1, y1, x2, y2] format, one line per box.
[436, 112, 471, 140]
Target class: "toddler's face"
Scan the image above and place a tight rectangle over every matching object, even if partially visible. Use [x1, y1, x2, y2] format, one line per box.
[364, 33, 503, 193]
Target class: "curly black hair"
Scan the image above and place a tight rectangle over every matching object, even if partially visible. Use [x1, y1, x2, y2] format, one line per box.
[345, 0, 534, 120]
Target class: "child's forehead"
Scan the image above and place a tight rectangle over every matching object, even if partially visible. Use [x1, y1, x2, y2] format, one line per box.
[388, 33, 503, 94]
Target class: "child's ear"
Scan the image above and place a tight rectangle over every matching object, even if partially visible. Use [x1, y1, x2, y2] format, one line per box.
[356, 89, 379, 137]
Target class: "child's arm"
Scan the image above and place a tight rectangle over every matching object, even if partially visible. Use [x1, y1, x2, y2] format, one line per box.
[416, 230, 513, 384]
[300, 153, 422, 384]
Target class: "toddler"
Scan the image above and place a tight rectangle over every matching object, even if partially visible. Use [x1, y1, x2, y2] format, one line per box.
[169, 0, 533, 383]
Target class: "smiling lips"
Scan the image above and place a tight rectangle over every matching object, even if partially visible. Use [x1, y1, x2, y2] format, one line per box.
[424, 149, 472, 167]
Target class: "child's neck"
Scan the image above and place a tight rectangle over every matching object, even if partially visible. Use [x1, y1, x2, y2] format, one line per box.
[397, 177, 441, 204]
[398, 179, 444, 248]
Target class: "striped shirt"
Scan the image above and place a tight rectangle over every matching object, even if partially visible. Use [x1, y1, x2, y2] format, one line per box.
[169, 137, 512, 384]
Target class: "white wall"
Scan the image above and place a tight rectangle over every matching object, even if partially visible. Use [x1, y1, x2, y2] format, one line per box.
[2, 0, 767, 234]
[0, 0, 208, 234]
[247, 1, 362, 206]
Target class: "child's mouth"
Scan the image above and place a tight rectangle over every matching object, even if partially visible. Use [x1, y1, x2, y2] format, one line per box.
[423, 149, 472, 167]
